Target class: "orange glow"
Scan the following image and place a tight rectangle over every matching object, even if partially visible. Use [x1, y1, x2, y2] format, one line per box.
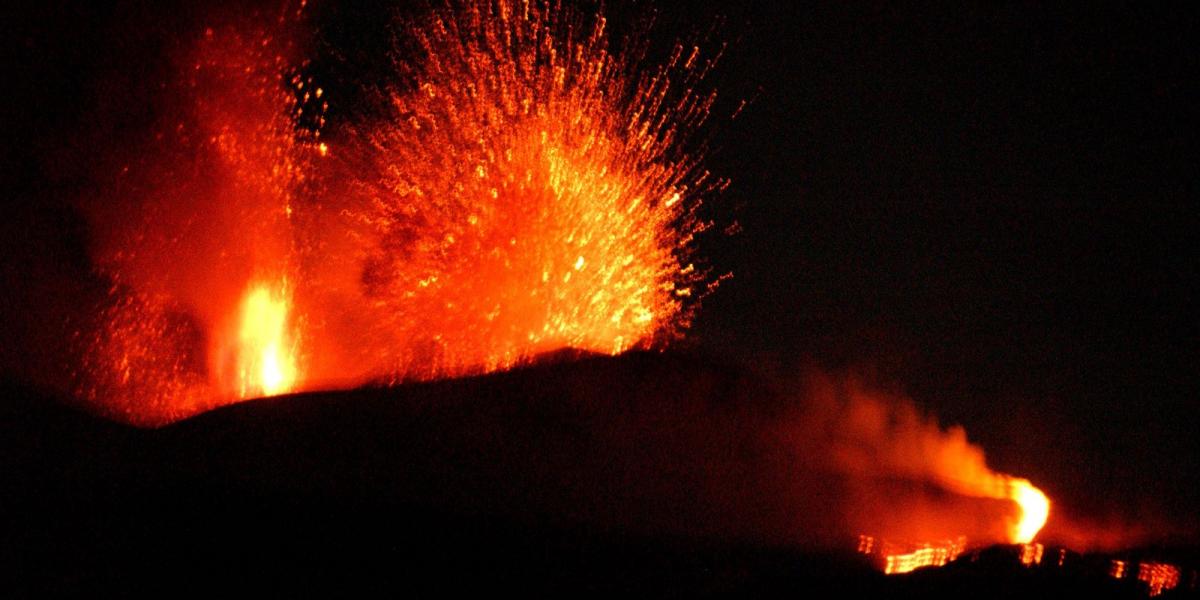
[72, 1, 719, 423]
[1008, 478, 1051, 543]
[333, 0, 720, 381]
[233, 281, 299, 398]
[1137, 562, 1181, 596]
[1019, 542, 1044, 566]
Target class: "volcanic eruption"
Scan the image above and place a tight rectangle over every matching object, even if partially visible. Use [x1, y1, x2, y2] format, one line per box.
[16, 0, 1196, 596]
[67, 0, 724, 424]
[54, 0, 1052, 550]
[304, 0, 723, 383]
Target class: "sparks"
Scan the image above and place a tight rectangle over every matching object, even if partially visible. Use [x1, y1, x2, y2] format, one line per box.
[72, 1, 722, 422]
[235, 282, 299, 398]
[346, 0, 721, 380]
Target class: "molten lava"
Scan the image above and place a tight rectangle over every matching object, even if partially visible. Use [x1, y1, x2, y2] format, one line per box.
[1137, 562, 1182, 597]
[71, 11, 317, 425]
[327, 0, 722, 380]
[71, 0, 720, 422]
[1009, 478, 1051, 544]
[233, 282, 299, 398]
[1018, 542, 1045, 566]
[857, 535, 968, 574]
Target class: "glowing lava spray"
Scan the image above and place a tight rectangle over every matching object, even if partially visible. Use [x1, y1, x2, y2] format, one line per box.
[72, 0, 723, 422]
[326, 0, 725, 380]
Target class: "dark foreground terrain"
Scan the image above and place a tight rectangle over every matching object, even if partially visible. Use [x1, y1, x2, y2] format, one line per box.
[2, 352, 1195, 597]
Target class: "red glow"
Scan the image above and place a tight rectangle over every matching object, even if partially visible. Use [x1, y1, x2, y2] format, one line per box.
[319, 0, 720, 381]
[856, 534, 968, 574]
[72, 1, 719, 424]
[1138, 562, 1181, 597]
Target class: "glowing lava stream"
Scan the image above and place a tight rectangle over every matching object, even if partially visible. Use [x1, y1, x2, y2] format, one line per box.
[235, 282, 299, 398]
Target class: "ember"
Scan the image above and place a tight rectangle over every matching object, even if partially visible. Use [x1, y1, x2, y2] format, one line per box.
[335, 0, 721, 380]
[1137, 562, 1181, 597]
[1019, 542, 1044, 566]
[856, 534, 968, 574]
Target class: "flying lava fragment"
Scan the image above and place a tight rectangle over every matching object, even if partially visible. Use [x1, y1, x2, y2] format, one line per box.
[319, 0, 724, 381]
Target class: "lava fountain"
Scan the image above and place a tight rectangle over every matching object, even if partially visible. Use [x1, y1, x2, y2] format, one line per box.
[312, 0, 725, 381]
[70, 0, 722, 422]
[72, 10, 315, 425]
[230, 280, 299, 399]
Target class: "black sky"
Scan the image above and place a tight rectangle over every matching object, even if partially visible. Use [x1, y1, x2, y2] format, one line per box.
[2, 1, 1196, 539]
[687, 2, 1196, 531]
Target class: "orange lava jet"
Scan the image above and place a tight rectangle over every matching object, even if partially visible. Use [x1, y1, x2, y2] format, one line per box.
[930, 459, 1050, 546]
[1009, 478, 1051, 544]
[231, 281, 299, 398]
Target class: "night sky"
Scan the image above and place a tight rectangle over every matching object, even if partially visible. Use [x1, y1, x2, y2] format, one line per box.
[2, 1, 1196, 542]
[688, 2, 1196, 534]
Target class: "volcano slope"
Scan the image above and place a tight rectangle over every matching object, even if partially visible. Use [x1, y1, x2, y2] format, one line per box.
[0, 351, 1162, 597]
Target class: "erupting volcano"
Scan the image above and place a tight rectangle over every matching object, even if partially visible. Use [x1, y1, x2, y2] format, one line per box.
[69, 0, 720, 423]
[3, 0, 1193, 596]
[58, 0, 1055, 550]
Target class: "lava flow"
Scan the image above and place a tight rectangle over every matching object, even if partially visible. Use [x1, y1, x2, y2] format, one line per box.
[814, 374, 1051, 573]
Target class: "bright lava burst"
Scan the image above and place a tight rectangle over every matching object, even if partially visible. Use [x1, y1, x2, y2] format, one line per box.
[345, 0, 723, 379]
[1008, 477, 1051, 544]
[233, 281, 299, 398]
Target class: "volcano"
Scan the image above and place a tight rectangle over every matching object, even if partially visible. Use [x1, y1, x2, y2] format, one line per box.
[2, 0, 1196, 596]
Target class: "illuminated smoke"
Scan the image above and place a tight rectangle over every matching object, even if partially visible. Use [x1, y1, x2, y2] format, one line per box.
[73, 12, 314, 425]
[794, 371, 1050, 546]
